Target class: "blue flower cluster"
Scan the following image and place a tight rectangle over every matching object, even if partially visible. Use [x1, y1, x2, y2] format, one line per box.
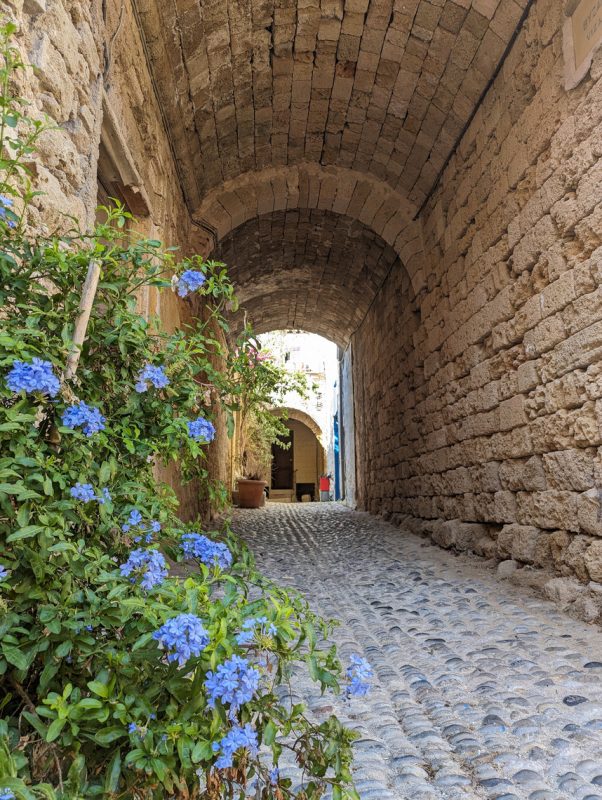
[135, 363, 170, 393]
[153, 613, 210, 667]
[121, 509, 160, 543]
[0, 194, 16, 228]
[0, 789, 15, 800]
[0, 566, 9, 582]
[187, 416, 215, 443]
[205, 655, 260, 717]
[212, 723, 258, 770]
[62, 402, 106, 436]
[236, 616, 277, 645]
[175, 269, 206, 297]
[180, 533, 232, 570]
[269, 767, 279, 786]
[122, 508, 142, 531]
[6, 358, 60, 397]
[119, 547, 168, 590]
[70, 483, 111, 504]
[346, 654, 373, 698]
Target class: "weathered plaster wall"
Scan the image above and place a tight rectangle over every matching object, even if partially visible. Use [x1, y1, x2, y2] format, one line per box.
[352, 0, 602, 619]
[6, 0, 228, 520]
[288, 419, 320, 488]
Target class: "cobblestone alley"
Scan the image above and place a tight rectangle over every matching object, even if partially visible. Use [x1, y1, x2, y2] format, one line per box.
[234, 503, 602, 800]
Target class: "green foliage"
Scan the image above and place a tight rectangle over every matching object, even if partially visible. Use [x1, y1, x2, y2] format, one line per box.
[0, 21, 358, 800]
[228, 333, 308, 480]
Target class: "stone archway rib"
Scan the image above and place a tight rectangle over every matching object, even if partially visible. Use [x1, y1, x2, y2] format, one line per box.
[193, 164, 425, 297]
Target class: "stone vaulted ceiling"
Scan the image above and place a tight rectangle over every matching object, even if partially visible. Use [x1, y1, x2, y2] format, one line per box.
[135, 0, 528, 341]
[213, 208, 400, 343]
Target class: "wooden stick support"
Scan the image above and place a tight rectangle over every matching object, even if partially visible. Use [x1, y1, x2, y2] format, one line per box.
[64, 259, 101, 382]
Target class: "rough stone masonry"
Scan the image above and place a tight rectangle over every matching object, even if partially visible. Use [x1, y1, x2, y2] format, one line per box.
[7, 0, 602, 618]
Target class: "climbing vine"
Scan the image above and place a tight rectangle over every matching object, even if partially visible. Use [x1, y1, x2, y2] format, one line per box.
[0, 21, 369, 800]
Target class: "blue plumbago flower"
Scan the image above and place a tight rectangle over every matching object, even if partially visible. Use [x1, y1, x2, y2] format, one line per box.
[346, 654, 373, 698]
[236, 616, 277, 645]
[128, 722, 138, 734]
[235, 628, 255, 646]
[98, 487, 112, 504]
[122, 508, 143, 532]
[205, 655, 260, 718]
[0, 789, 16, 800]
[269, 767, 279, 786]
[175, 269, 206, 297]
[152, 613, 210, 667]
[0, 566, 9, 582]
[150, 520, 161, 533]
[70, 483, 112, 505]
[187, 416, 215, 443]
[0, 194, 15, 228]
[212, 723, 258, 770]
[70, 482, 97, 502]
[180, 532, 232, 570]
[135, 363, 170, 393]
[6, 358, 60, 397]
[119, 548, 168, 590]
[62, 402, 106, 436]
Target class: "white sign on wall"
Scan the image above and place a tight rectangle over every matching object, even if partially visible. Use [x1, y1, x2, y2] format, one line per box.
[564, 0, 602, 88]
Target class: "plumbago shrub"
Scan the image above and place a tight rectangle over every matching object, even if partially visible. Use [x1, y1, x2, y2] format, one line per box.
[0, 21, 364, 800]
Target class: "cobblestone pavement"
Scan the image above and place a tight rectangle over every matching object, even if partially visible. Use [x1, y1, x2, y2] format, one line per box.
[232, 503, 602, 800]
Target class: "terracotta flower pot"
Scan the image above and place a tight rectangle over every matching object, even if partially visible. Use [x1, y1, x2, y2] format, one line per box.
[236, 479, 267, 509]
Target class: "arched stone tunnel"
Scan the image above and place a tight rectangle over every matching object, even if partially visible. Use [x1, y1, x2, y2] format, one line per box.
[128, 0, 602, 593]
[8, 1, 602, 791]
[14, 0, 602, 600]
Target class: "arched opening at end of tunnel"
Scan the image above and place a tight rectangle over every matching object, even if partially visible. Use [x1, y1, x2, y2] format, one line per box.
[206, 206, 418, 516]
[239, 329, 358, 507]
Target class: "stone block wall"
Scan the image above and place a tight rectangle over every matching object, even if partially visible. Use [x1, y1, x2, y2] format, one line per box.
[352, 0, 602, 615]
[5, 0, 229, 520]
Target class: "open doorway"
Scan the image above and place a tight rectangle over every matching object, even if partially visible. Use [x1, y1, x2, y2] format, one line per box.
[258, 330, 355, 504]
[271, 430, 294, 489]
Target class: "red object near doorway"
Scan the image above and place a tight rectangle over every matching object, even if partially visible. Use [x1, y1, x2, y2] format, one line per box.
[320, 475, 330, 492]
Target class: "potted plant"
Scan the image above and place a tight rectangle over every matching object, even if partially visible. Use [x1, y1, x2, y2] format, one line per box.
[236, 471, 267, 508]
[228, 330, 307, 506]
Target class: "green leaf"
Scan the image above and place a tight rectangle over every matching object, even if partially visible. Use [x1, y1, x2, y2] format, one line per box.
[46, 717, 66, 742]
[2, 644, 29, 671]
[104, 749, 122, 793]
[132, 631, 153, 652]
[22, 710, 48, 738]
[263, 720, 277, 745]
[99, 461, 111, 483]
[87, 680, 110, 698]
[191, 740, 214, 763]
[77, 698, 104, 710]
[6, 525, 44, 542]
[94, 726, 126, 746]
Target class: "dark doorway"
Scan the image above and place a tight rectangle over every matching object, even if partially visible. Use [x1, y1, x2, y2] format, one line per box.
[272, 431, 294, 489]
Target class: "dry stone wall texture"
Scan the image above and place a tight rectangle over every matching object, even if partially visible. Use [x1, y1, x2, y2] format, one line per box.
[6, 0, 228, 519]
[352, 0, 602, 615]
